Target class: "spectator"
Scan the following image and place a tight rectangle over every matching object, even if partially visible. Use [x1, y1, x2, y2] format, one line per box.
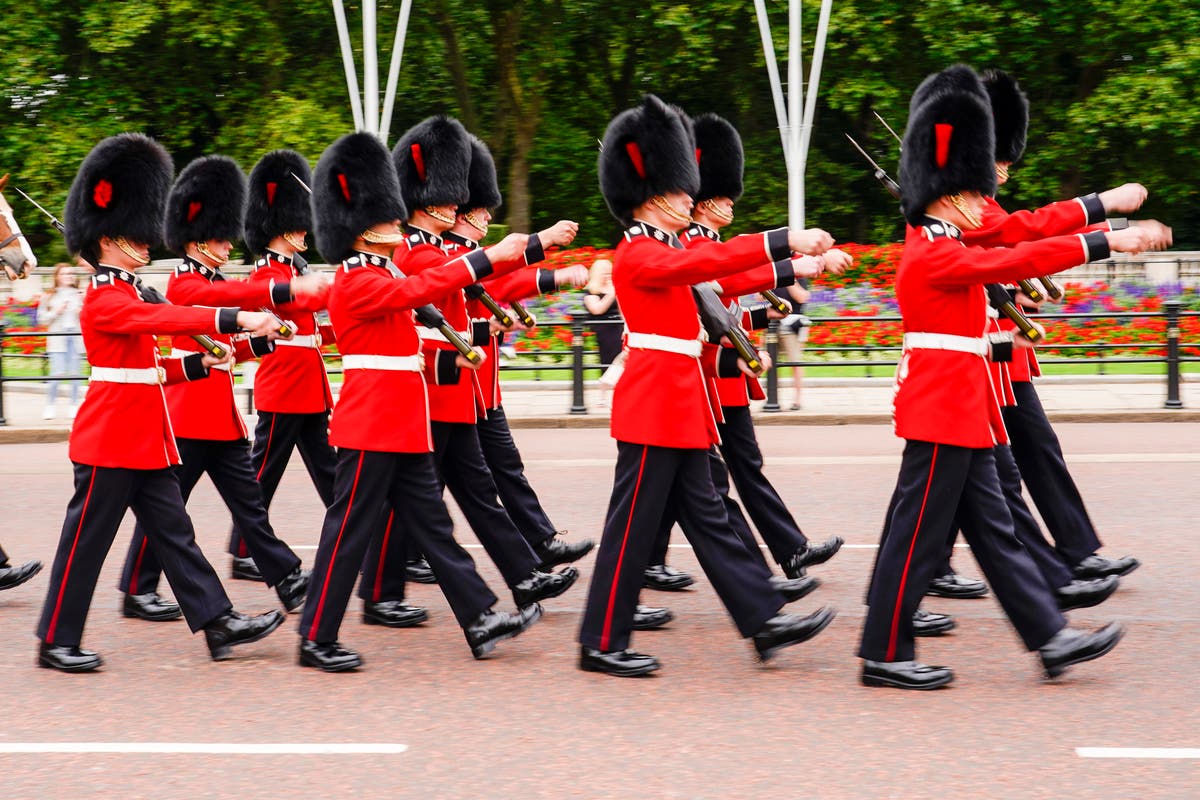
[776, 280, 812, 410]
[38, 263, 84, 420]
[582, 258, 623, 408]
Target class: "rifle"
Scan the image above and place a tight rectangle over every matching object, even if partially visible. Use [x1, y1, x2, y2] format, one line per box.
[760, 289, 790, 315]
[869, 113, 1061, 304]
[463, 282, 513, 327]
[693, 285, 763, 376]
[843, 137, 1041, 342]
[289, 172, 480, 365]
[510, 299, 536, 328]
[16, 186, 229, 359]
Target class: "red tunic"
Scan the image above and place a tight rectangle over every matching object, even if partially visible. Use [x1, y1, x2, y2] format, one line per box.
[445, 232, 552, 411]
[966, 194, 1110, 382]
[893, 217, 1109, 448]
[329, 247, 496, 453]
[246, 251, 334, 414]
[69, 266, 239, 469]
[164, 260, 278, 441]
[610, 221, 792, 449]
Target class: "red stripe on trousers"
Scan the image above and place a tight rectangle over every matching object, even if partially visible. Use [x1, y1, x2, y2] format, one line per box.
[306, 451, 366, 641]
[599, 445, 649, 652]
[254, 414, 277, 482]
[46, 466, 98, 643]
[128, 536, 149, 595]
[372, 510, 396, 603]
[886, 444, 939, 662]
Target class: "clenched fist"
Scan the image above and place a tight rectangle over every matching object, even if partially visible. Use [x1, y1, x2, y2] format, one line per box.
[788, 228, 834, 256]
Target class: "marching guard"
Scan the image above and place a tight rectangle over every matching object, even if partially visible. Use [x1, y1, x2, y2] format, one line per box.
[451, 134, 594, 568]
[354, 116, 579, 624]
[578, 94, 837, 677]
[228, 149, 339, 582]
[646, 112, 849, 596]
[298, 131, 541, 671]
[117, 155, 324, 621]
[36, 134, 287, 672]
[858, 66, 1154, 690]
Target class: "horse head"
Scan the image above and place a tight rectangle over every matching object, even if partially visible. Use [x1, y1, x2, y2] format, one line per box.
[0, 174, 38, 279]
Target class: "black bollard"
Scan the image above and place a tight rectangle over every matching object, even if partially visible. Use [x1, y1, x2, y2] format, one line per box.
[1164, 300, 1183, 409]
[570, 313, 588, 415]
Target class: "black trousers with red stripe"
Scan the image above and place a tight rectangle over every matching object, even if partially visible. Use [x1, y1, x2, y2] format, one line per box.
[300, 448, 497, 643]
[859, 441, 1064, 663]
[579, 442, 784, 653]
[0, 542, 8, 565]
[1004, 382, 1103, 565]
[38, 463, 232, 645]
[475, 406, 558, 548]
[120, 438, 301, 594]
[936, 445, 1075, 589]
[229, 410, 336, 559]
[650, 445, 771, 571]
[650, 406, 808, 568]
[430, 421, 540, 586]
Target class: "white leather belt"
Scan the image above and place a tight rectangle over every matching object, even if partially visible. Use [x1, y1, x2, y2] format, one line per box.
[342, 354, 423, 371]
[274, 334, 321, 348]
[903, 332, 989, 356]
[417, 327, 470, 343]
[626, 332, 704, 358]
[172, 348, 231, 371]
[89, 366, 165, 385]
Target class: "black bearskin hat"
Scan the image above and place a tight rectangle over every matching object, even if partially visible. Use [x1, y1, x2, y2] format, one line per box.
[64, 133, 173, 260]
[244, 149, 313, 255]
[981, 70, 1029, 164]
[393, 116, 471, 213]
[312, 132, 407, 264]
[908, 63, 988, 113]
[693, 113, 744, 203]
[599, 94, 701, 226]
[460, 135, 502, 213]
[899, 66, 997, 226]
[164, 156, 247, 253]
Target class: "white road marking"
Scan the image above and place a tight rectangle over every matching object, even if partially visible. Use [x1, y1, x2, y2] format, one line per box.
[522, 453, 1200, 468]
[0, 743, 407, 755]
[1076, 748, 1200, 759]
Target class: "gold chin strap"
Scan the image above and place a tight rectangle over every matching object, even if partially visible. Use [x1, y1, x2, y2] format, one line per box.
[283, 231, 308, 251]
[361, 227, 406, 245]
[425, 207, 456, 225]
[113, 236, 151, 266]
[194, 241, 225, 266]
[464, 211, 489, 235]
[700, 198, 733, 223]
[995, 163, 1011, 183]
[949, 194, 984, 230]
[651, 195, 692, 224]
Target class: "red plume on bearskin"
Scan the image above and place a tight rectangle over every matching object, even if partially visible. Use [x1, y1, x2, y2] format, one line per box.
[64, 133, 174, 261]
[598, 94, 701, 226]
[460, 135, 503, 214]
[692, 112, 744, 203]
[244, 149, 313, 256]
[899, 65, 996, 226]
[164, 155, 247, 253]
[392, 116, 471, 213]
[311, 131, 406, 264]
[981, 69, 1029, 164]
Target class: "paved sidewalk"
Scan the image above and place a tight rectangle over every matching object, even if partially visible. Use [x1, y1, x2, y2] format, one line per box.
[2, 374, 1196, 441]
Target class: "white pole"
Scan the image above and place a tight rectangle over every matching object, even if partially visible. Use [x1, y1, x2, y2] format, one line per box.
[753, 0, 790, 172]
[331, 0, 365, 131]
[787, 0, 803, 228]
[363, 0, 379, 135]
[798, 0, 833, 185]
[379, 0, 414, 143]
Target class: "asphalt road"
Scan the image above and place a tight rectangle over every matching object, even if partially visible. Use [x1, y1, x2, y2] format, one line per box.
[0, 423, 1196, 798]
